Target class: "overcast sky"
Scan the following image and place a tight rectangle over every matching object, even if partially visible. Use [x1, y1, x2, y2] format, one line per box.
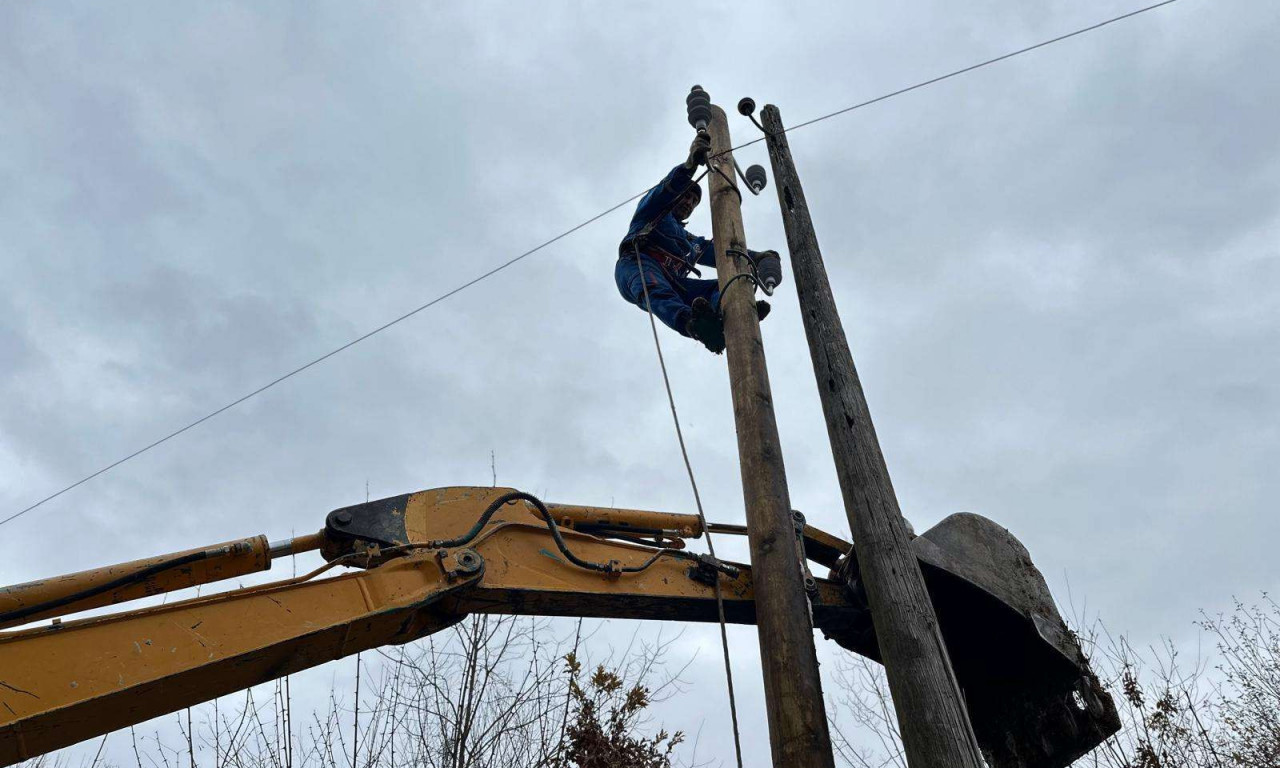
[2, 1, 1276, 765]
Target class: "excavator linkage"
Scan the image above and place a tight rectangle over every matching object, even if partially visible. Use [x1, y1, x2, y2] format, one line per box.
[0, 486, 1117, 767]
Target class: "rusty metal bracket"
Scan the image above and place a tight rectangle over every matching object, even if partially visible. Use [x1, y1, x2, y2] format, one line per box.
[791, 511, 818, 595]
[433, 548, 485, 581]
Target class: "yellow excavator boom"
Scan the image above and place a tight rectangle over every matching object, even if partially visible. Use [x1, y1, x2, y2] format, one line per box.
[0, 485, 1119, 768]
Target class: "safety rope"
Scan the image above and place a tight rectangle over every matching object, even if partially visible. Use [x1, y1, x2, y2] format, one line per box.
[633, 249, 745, 768]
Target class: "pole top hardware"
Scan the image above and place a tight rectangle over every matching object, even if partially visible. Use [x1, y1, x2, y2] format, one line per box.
[687, 85, 712, 132]
[737, 95, 768, 135]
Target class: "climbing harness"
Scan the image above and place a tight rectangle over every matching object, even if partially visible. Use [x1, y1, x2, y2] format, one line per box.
[621, 167, 709, 277]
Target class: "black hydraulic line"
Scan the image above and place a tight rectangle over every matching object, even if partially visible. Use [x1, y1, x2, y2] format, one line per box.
[424, 494, 515, 549]
[571, 523, 672, 538]
[431, 490, 737, 576]
[0, 550, 210, 627]
[4, 490, 728, 628]
[580, 531, 675, 549]
[721, 269, 762, 299]
[570, 523, 684, 547]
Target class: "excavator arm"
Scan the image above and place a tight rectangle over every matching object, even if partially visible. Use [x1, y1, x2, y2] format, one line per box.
[0, 486, 1118, 768]
[0, 487, 856, 764]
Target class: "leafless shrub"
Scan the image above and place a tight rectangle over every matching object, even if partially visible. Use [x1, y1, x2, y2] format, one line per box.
[1084, 629, 1222, 768]
[826, 655, 904, 768]
[824, 595, 1280, 768]
[21, 615, 689, 768]
[1202, 596, 1280, 767]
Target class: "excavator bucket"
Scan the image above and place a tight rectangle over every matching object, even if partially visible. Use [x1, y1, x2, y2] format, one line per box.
[821, 513, 1120, 768]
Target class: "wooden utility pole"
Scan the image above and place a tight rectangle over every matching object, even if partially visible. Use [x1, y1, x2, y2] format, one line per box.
[760, 104, 985, 768]
[704, 103, 836, 768]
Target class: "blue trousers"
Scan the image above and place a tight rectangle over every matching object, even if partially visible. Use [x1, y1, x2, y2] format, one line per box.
[616, 255, 720, 337]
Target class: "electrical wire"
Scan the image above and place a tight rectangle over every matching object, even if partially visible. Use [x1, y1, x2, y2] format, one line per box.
[2, 0, 1179, 528]
[723, 0, 1180, 155]
[0, 192, 648, 529]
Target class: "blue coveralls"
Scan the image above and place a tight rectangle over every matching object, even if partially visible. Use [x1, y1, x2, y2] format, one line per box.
[615, 163, 720, 337]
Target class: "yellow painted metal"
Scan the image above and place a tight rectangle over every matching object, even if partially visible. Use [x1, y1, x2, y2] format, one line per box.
[0, 552, 466, 766]
[706, 521, 852, 569]
[375, 487, 703, 552]
[0, 536, 271, 630]
[0, 486, 857, 765]
[544, 503, 703, 537]
[450, 521, 852, 625]
[801, 525, 853, 566]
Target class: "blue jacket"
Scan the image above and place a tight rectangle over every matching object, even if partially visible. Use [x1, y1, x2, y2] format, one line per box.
[618, 164, 715, 277]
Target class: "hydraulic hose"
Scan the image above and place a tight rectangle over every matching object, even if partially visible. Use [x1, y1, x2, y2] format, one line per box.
[0, 551, 209, 628]
[431, 490, 736, 577]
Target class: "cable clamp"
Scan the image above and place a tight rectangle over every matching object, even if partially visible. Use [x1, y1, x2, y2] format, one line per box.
[722, 248, 765, 298]
[708, 159, 743, 201]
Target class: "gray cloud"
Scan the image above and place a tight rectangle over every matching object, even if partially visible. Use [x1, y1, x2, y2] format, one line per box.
[1, 0, 1276, 763]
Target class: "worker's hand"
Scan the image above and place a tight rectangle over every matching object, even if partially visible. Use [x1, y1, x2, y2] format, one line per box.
[685, 131, 711, 168]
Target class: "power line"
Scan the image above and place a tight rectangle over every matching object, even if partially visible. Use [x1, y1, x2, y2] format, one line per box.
[725, 0, 1180, 154]
[2, 0, 1180, 528]
[0, 192, 647, 528]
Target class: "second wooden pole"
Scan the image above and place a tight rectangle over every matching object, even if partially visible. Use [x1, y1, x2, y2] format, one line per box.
[760, 103, 984, 768]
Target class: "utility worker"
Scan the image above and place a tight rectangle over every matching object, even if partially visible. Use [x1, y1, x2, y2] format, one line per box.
[616, 132, 776, 354]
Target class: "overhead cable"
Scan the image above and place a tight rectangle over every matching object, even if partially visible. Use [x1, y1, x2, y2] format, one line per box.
[2, 0, 1179, 527]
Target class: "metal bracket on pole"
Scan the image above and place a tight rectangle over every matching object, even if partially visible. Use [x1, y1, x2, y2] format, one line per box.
[791, 510, 819, 596]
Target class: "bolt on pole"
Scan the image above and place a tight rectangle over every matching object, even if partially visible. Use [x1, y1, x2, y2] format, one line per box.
[759, 103, 985, 768]
[702, 98, 836, 768]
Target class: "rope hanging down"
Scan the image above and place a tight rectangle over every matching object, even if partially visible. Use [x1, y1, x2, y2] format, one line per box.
[2, 0, 1180, 528]
[633, 251, 745, 768]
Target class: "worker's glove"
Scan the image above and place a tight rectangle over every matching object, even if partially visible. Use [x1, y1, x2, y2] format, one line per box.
[685, 131, 711, 169]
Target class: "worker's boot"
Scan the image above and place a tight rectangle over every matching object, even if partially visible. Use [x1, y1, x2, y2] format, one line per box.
[756, 300, 771, 322]
[686, 297, 726, 354]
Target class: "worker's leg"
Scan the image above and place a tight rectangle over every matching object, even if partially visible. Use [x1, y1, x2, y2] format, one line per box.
[677, 276, 722, 314]
[679, 275, 773, 323]
[615, 256, 693, 336]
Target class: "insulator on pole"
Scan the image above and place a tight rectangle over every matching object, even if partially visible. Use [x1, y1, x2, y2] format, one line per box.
[687, 85, 712, 132]
[756, 250, 784, 295]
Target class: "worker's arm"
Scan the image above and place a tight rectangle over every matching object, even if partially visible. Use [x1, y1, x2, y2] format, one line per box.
[631, 163, 699, 229]
[691, 234, 716, 267]
[630, 133, 710, 229]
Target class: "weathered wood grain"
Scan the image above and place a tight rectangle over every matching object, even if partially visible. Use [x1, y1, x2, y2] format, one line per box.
[706, 104, 836, 768]
[761, 104, 985, 768]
